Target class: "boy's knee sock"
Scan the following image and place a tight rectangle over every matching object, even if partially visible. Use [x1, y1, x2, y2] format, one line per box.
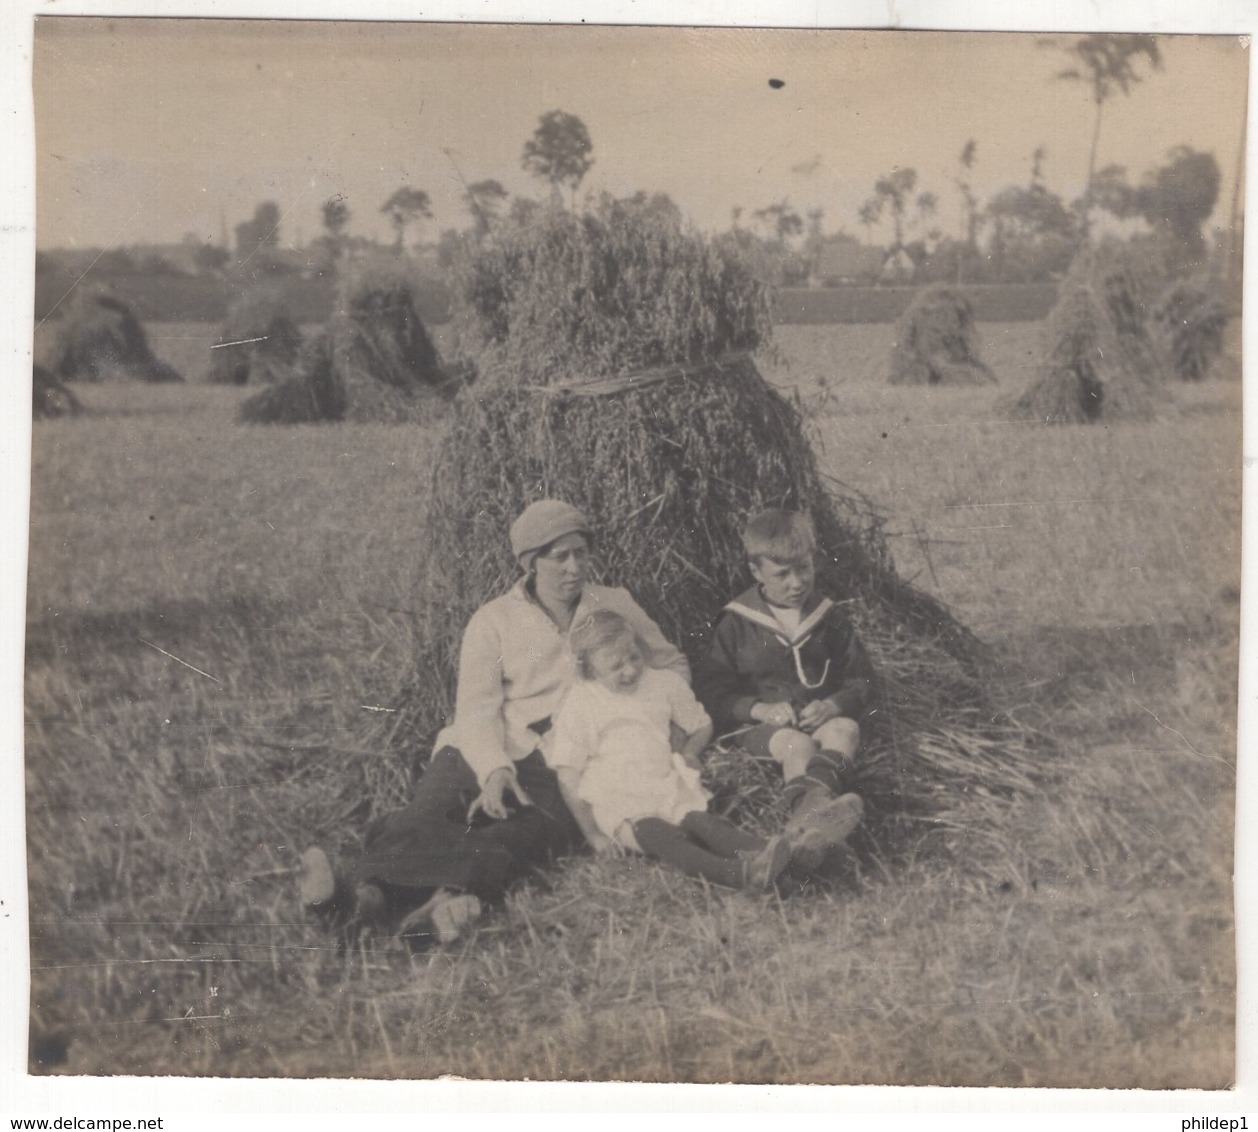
[810, 749, 856, 794]
[784, 750, 853, 809]
[680, 810, 765, 855]
[632, 818, 745, 888]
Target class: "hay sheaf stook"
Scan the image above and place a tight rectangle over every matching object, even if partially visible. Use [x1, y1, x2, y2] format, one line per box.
[32, 363, 84, 420]
[210, 285, 304, 386]
[1151, 275, 1229, 382]
[888, 284, 996, 386]
[52, 291, 182, 385]
[386, 204, 1038, 829]
[1009, 241, 1168, 424]
[239, 260, 454, 424]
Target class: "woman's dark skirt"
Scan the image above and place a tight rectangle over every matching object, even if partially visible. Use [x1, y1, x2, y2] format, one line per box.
[352, 746, 584, 904]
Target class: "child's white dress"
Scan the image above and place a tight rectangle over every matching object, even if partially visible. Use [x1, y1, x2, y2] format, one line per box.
[549, 668, 712, 851]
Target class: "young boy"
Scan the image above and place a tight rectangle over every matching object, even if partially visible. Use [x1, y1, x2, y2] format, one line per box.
[694, 509, 874, 871]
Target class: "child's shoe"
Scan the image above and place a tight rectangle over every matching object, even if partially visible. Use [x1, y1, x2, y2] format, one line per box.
[739, 835, 792, 891]
[784, 790, 864, 873]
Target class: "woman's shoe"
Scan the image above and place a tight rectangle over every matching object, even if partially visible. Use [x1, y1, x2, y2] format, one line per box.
[396, 888, 483, 945]
[299, 847, 337, 909]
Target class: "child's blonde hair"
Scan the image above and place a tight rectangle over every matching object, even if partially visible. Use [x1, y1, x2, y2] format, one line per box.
[569, 610, 648, 680]
[741, 508, 816, 564]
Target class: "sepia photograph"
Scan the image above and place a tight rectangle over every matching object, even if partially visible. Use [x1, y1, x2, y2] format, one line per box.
[17, 10, 1247, 1092]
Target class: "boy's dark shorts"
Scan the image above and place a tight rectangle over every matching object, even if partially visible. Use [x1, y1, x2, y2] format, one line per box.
[736, 719, 860, 761]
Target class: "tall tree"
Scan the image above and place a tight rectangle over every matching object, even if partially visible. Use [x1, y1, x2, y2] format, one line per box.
[607, 190, 684, 228]
[857, 199, 880, 245]
[951, 141, 981, 283]
[522, 110, 595, 206]
[508, 196, 542, 228]
[1139, 146, 1221, 264]
[254, 202, 281, 246]
[955, 141, 981, 242]
[321, 196, 351, 265]
[1090, 146, 1221, 268]
[234, 202, 281, 258]
[984, 170, 1080, 283]
[752, 199, 804, 245]
[803, 207, 826, 265]
[1044, 33, 1163, 237]
[464, 179, 509, 236]
[322, 196, 350, 238]
[381, 187, 432, 251]
[860, 168, 936, 250]
[1031, 145, 1048, 189]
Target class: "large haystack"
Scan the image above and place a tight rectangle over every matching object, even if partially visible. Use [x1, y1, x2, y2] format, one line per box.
[1151, 275, 1228, 381]
[32, 363, 83, 419]
[387, 203, 1038, 834]
[1008, 242, 1166, 424]
[210, 286, 304, 385]
[239, 261, 454, 424]
[52, 292, 181, 384]
[888, 284, 995, 386]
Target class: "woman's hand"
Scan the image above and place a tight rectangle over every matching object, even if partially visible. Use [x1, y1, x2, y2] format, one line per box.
[467, 766, 533, 823]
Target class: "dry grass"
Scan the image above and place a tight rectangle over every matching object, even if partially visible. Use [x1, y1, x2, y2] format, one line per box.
[23, 320, 1237, 1085]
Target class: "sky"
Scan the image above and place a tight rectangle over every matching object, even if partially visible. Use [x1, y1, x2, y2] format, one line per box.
[32, 21, 1249, 253]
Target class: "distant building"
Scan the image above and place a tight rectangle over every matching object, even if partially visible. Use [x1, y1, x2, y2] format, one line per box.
[878, 247, 917, 285]
[809, 241, 886, 287]
[125, 243, 200, 275]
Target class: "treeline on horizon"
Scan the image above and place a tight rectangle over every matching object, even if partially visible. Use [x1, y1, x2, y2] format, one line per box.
[35, 35, 1243, 321]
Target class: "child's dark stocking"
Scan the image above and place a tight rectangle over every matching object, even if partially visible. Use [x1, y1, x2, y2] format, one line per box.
[632, 817, 746, 888]
[680, 810, 766, 855]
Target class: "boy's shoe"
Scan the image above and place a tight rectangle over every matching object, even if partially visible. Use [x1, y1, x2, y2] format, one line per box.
[396, 888, 483, 946]
[784, 790, 864, 873]
[299, 847, 337, 909]
[301, 848, 387, 936]
[739, 835, 792, 892]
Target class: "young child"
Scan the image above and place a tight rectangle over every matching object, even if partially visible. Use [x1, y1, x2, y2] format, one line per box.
[694, 509, 873, 871]
[548, 611, 791, 891]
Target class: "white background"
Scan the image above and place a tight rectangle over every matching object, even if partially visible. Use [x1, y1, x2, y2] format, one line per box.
[1, 0, 1253, 1124]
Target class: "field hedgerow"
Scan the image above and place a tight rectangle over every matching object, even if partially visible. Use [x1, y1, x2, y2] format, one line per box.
[23, 328, 1238, 1084]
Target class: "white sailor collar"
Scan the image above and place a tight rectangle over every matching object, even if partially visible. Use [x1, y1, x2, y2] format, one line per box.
[723, 586, 835, 648]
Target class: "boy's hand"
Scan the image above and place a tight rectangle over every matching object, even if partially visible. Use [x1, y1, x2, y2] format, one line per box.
[798, 699, 840, 732]
[751, 701, 797, 728]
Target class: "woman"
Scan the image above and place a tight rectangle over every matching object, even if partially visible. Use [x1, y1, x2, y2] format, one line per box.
[300, 499, 689, 944]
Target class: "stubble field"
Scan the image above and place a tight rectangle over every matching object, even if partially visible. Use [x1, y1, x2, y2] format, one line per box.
[23, 319, 1239, 1085]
